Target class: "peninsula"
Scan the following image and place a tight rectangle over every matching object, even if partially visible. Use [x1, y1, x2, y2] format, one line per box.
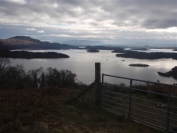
[116, 51, 177, 60]
[158, 66, 177, 80]
[0, 41, 70, 59]
[1, 51, 69, 59]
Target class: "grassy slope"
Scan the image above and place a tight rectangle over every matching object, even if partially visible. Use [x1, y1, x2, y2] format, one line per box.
[0, 86, 162, 133]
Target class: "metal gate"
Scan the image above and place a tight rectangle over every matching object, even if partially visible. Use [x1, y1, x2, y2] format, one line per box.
[102, 74, 177, 133]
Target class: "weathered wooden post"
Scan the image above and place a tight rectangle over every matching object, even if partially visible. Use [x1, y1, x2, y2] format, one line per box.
[41, 73, 45, 97]
[95, 62, 101, 106]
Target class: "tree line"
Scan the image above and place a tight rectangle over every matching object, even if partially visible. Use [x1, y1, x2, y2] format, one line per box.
[0, 40, 69, 59]
[0, 40, 76, 89]
[116, 51, 177, 60]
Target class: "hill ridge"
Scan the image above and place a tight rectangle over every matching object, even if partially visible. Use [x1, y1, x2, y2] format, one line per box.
[1, 36, 78, 50]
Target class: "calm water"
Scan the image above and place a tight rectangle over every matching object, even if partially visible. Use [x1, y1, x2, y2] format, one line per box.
[126, 48, 177, 53]
[11, 49, 177, 85]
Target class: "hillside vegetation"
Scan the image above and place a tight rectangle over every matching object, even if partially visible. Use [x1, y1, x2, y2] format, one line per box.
[0, 53, 163, 133]
[1, 36, 78, 50]
[116, 51, 177, 60]
[0, 85, 163, 133]
[0, 40, 69, 59]
[158, 66, 177, 79]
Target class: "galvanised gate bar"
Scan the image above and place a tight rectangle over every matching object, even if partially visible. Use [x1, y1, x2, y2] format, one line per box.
[102, 74, 177, 133]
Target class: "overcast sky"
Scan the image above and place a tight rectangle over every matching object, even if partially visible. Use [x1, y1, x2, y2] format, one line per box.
[0, 0, 177, 46]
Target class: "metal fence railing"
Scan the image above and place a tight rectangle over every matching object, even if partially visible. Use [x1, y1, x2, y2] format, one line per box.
[102, 74, 177, 133]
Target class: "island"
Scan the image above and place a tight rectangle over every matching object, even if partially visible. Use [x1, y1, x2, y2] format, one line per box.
[116, 51, 177, 60]
[158, 66, 177, 80]
[0, 41, 69, 59]
[1, 51, 69, 59]
[85, 46, 124, 51]
[129, 63, 149, 67]
[111, 48, 125, 53]
[87, 49, 100, 52]
[130, 48, 148, 51]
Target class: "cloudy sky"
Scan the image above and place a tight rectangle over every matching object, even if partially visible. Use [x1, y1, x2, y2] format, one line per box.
[0, 0, 177, 46]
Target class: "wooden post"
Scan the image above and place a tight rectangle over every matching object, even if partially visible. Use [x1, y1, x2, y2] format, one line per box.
[95, 62, 101, 106]
[41, 73, 45, 97]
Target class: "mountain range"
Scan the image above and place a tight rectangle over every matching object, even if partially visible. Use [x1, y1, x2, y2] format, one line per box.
[1, 36, 79, 50]
[63, 40, 105, 46]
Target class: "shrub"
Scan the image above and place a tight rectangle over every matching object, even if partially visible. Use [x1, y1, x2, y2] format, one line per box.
[0, 65, 26, 89]
[45, 68, 76, 87]
[0, 41, 77, 89]
[0, 66, 77, 89]
[26, 67, 43, 88]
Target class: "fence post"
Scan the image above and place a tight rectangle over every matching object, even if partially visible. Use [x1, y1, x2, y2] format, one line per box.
[166, 85, 171, 132]
[101, 74, 104, 108]
[41, 73, 45, 97]
[95, 62, 101, 106]
[128, 79, 132, 119]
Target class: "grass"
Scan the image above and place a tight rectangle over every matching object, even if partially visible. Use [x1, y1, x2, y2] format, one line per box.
[0, 85, 163, 133]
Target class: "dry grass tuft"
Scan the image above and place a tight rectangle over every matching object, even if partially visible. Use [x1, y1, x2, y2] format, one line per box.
[0, 86, 162, 133]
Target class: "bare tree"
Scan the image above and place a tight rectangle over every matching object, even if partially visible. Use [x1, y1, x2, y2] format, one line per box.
[0, 57, 10, 71]
[0, 40, 10, 71]
[0, 40, 11, 88]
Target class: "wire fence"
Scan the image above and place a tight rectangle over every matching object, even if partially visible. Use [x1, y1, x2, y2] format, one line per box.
[1, 71, 177, 132]
[0, 73, 96, 129]
[76, 76, 95, 85]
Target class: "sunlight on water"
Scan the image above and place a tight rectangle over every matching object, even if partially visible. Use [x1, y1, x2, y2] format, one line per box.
[126, 48, 177, 53]
[11, 49, 177, 85]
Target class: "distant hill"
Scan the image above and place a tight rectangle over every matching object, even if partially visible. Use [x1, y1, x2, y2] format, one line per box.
[1, 36, 79, 50]
[85, 46, 124, 51]
[63, 40, 105, 46]
[130, 48, 148, 51]
[0, 40, 69, 59]
[9, 36, 41, 43]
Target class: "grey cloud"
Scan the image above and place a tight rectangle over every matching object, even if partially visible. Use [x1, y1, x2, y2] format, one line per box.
[0, 0, 177, 45]
[99, 0, 177, 29]
[142, 19, 177, 29]
[1, 0, 176, 29]
[0, 23, 176, 46]
[3, 0, 27, 5]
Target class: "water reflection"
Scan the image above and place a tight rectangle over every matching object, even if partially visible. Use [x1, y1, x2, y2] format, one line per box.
[11, 49, 177, 85]
[125, 48, 177, 53]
